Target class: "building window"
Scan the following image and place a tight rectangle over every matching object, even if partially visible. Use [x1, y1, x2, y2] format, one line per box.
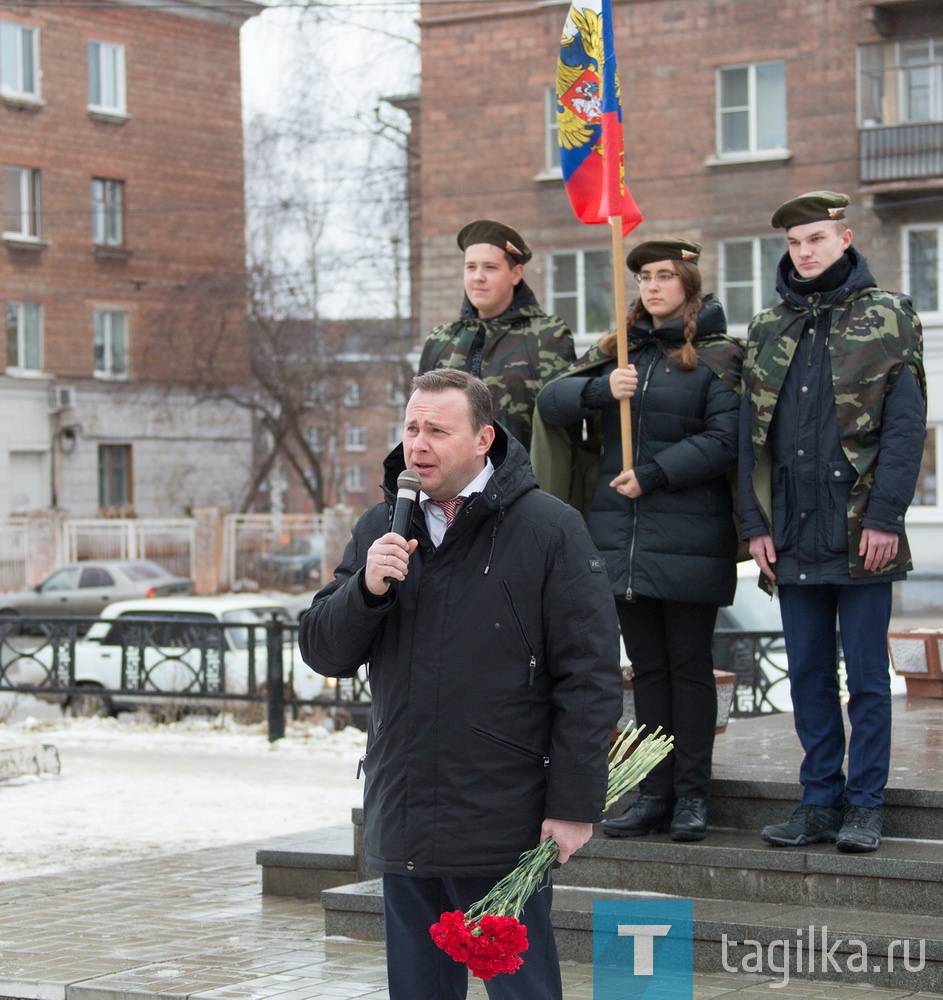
[548, 249, 612, 340]
[717, 62, 787, 156]
[91, 178, 124, 246]
[904, 225, 942, 316]
[98, 444, 132, 509]
[345, 382, 362, 407]
[88, 39, 126, 115]
[387, 381, 405, 405]
[911, 424, 943, 518]
[718, 237, 782, 328]
[94, 308, 128, 377]
[5, 301, 42, 371]
[544, 84, 561, 173]
[860, 38, 943, 126]
[2, 165, 41, 239]
[0, 21, 39, 99]
[345, 465, 364, 494]
[305, 425, 322, 451]
[345, 426, 367, 452]
[388, 423, 400, 449]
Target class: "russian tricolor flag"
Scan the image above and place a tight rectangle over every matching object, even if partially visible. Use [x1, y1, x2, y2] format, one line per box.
[556, 0, 643, 235]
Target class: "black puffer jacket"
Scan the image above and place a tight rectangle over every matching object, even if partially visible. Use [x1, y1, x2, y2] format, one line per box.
[298, 426, 622, 878]
[536, 298, 742, 606]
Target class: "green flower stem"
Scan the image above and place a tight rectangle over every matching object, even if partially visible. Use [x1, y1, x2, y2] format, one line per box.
[463, 725, 674, 922]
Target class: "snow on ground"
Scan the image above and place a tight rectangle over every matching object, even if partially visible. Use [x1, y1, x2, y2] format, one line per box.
[0, 702, 367, 882]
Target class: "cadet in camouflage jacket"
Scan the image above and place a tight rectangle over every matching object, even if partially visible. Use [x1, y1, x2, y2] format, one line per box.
[418, 280, 574, 452]
[738, 244, 926, 586]
[738, 190, 927, 854]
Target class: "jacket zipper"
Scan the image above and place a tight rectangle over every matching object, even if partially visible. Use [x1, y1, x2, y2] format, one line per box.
[502, 581, 538, 685]
[625, 355, 655, 601]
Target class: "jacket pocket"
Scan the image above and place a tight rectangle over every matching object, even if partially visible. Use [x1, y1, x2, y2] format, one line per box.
[470, 725, 550, 767]
[502, 581, 539, 685]
[771, 463, 795, 550]
[826, 460, 856, 553]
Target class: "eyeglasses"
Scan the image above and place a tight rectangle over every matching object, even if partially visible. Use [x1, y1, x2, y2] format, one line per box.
[635, 270, 680, 286]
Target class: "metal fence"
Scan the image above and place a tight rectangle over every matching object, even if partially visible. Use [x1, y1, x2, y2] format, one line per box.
[222, 514, 326, 594]
[63, 519, 196, 580]
[0, 613, 370, 739]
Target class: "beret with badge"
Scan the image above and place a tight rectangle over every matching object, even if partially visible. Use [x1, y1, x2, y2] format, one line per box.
[770, 190, 849, 230]
[625, 237, 701, 272]
[456, 219, 532, 264]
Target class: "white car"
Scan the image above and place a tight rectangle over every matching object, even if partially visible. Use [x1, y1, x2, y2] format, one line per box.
[4, 595, 323, 716]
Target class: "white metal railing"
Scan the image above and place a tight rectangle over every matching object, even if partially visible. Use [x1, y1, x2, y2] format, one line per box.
[222, 513, 326, 593]
[62, 519, 196, 580]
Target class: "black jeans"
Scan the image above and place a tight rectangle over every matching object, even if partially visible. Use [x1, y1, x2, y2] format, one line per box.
[616, 595, 718, 799]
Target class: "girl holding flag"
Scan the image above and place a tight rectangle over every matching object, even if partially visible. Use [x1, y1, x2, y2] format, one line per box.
[532, 238, 743, 841]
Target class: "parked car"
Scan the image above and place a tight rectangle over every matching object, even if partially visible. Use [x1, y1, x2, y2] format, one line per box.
[252, 535, 324, 589]
[5, 594, 323, 716]
[0, 560, 194, 620]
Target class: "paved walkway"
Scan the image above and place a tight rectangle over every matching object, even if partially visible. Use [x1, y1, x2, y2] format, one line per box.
[3, 693, 943, 999]
[0, 830, 942, 1000]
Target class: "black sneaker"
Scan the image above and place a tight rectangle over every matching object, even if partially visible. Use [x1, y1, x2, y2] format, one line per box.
[761, 805, 842, 847]
[603, 793, 673, 838]
[836, 806, 883, 854]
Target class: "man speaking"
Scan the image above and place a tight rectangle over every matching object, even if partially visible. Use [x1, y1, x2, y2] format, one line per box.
[299, 368, 622, 1000]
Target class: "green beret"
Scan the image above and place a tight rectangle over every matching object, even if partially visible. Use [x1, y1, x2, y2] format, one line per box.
[626, 237, 701, 271]
[456, 219, 532, 264]
[771, 191, 849, 230]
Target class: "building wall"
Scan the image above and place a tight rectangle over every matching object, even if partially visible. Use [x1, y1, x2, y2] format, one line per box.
[0, 0, 258, 519]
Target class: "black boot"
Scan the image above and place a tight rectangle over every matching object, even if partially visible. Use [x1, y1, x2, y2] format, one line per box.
[603, 793, 673, 838]
[670, 795, 708, 842]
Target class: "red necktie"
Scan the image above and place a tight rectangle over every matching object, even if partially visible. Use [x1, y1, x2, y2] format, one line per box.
[428, 495, 466, 526]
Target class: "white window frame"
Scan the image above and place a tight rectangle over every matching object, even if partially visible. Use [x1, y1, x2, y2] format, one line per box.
[93, 308, 128, 378]
[387, 423, 400, 449]
[860, 38, 943, 127]
[0, 20, 40, 100]
[387, 381, 405, 405]
[544, 84, 562, 175]
[718, 236, 783, 333]
[3, 164, 41, 240]
[344, 382, 362, 407]
[903, 224, 943, 323]
[91, 178, 124, 246]
[345, 425, 367, 452]
[715, 61, 788, 159]
[345, 465, 365, 494]
[910, 423, 943, 521]
[547, 248, 612, 347]
[5, 301, 42, 372]
[87, 39, 126, 116]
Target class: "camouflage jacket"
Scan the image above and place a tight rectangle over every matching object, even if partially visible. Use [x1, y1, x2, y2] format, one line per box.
[417, 280, 575, 450]
[741, 247, 926, 580]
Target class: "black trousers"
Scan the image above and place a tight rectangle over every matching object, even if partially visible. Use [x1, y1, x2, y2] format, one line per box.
[382, 872, 562, 1000]
[616, 595, 718, 799]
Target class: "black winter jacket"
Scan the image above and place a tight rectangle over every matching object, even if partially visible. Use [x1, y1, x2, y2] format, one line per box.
[536, 298, 742, 606]
[298, 426, 623, 878]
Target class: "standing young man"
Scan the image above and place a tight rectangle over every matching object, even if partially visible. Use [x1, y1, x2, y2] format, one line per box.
[738, 191, 926, 854]
[299, 369, 622, 999]
[418, 219, 575, 451]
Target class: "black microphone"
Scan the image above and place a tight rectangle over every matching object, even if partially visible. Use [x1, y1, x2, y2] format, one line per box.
[390, 469, 421, 539]
[385, 470, 421, 585]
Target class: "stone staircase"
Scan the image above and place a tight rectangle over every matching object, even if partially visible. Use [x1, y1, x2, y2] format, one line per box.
[257, 701, 943, 992]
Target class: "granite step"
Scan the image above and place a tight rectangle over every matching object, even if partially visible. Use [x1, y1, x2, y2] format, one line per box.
[321, 878, 943, 993]
[556, 827, 943, 916]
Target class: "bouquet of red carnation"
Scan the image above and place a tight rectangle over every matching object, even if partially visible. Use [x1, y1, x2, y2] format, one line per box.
[429, 725, 673, 979]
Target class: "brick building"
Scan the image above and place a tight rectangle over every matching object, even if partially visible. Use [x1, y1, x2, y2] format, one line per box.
[0, 0, 259, 518]
[414, 0, 942, 563]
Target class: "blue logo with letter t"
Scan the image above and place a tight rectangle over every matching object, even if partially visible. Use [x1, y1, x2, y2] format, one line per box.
[593, 899, 693, 998]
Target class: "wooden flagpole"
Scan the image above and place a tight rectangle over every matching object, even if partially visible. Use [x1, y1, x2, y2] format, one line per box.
[610, 215, 633, 470]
